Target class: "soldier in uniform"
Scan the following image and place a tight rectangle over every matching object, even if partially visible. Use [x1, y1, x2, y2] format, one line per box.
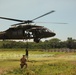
[20, 55, 27, 68]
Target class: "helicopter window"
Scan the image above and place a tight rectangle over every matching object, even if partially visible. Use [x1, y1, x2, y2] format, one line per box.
[48, 29, 52, 32]
[42, 29, 47, 32]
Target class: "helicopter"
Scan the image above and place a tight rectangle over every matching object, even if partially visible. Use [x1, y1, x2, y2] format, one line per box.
[0, 10, 56, 43]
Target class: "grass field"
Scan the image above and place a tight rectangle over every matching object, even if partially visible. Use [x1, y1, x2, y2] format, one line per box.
[0, 49, 76, 75]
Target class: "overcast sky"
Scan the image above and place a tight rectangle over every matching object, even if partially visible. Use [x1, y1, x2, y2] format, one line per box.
[0, 0, 76, 41]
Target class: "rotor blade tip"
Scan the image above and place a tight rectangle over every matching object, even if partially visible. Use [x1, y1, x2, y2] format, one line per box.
[52, 10, 55, 12]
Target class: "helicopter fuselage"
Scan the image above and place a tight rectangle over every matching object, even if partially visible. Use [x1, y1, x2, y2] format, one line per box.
[0, 24, 55, 43]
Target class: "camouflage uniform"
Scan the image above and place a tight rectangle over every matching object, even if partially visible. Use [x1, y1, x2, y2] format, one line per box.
[20, 55, 27, 68]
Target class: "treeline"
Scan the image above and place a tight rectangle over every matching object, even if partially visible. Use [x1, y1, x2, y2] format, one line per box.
[0, 37, 76, 49]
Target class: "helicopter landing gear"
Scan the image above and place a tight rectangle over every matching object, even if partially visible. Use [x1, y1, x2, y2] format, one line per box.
[34, 38, 40, 43]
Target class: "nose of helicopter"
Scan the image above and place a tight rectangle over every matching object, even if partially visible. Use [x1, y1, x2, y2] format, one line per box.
[52, 32, 56, 36]
[43, 28, 56, 38]
[45, 28, 56, 37]
[49, 31, 56, 37]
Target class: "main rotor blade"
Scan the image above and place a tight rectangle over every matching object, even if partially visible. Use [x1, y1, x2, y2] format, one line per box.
[11, 22, 26, 26]
[32, 10, 55, 21]
[0, 17, 24, 22]
[35, 22, 68, 24]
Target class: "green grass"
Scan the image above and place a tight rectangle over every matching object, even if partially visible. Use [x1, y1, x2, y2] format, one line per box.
[2, 61, 76, 75]
[0, 49, 76, 75]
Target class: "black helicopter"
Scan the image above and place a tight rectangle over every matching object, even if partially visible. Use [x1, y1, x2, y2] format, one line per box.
[0, 10, 56, 43]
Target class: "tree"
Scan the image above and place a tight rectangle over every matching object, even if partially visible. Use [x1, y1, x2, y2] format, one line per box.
[67, 37, 74, 49]
[48, 38, 61, 48]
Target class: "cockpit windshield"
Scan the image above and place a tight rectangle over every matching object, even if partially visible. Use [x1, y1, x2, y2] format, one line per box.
[43, 27, 52, 32]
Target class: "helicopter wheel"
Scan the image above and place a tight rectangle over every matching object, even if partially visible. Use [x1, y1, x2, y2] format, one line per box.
[34, 38, 40, 43]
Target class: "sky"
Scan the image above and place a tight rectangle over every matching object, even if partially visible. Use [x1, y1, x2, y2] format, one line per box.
[0, 0, 76, 41]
